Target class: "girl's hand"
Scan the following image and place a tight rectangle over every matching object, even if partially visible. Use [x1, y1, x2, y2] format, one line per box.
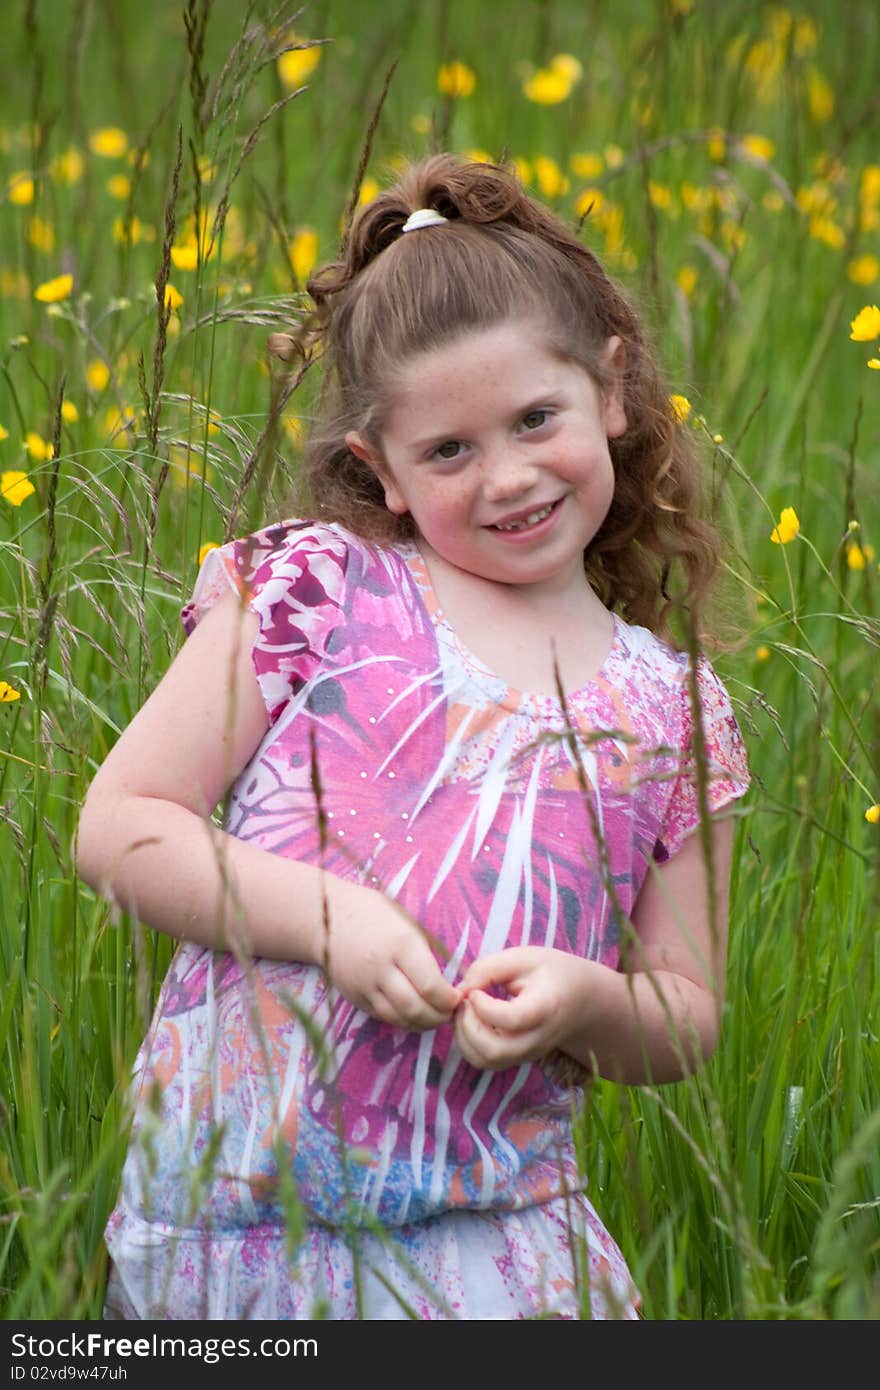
[454, 947, 592, 1071]
[321, 877, 461, 1031]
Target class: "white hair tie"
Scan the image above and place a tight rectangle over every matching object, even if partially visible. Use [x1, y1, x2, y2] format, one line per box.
[402, 207, 449, 233]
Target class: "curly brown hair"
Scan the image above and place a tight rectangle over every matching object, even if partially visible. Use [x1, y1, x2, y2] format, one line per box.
[287, 153, 720, 638]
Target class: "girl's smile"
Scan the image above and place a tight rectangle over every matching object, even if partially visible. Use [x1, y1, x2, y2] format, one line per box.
[346, 320, 627, 601]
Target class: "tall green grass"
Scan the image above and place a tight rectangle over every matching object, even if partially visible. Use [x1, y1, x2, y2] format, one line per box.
[1, 0, 878, 1318]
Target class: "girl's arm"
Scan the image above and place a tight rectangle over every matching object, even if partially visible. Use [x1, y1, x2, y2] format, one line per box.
[76, 589, 459, 1028]
[454, 814, 734, 1083]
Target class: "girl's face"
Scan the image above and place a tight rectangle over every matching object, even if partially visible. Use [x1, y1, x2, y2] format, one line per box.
[346, 320, 627, 599]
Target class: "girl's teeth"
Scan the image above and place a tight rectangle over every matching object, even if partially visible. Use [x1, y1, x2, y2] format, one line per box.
[495, 503, 553, 532]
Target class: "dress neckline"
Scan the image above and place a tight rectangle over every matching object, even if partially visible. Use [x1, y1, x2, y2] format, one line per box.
[394, 539, 623, 714]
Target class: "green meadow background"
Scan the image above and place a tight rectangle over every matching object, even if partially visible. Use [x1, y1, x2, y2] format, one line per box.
[1, 0, 878, 1318]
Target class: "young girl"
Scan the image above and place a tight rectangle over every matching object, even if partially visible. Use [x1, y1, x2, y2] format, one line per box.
[77, 153, 749, 1321]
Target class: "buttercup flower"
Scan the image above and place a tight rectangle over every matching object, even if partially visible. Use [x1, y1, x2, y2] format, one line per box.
[50, 147, 84, 185]
[61, 401, 79, 423]
[198, 541, 219, 567]
[847, 255, 879, 286]
[107, 174, 132, 200]
[8, 171, 34, 205]
[2, 471, 36, 506]
[34, 273, 73, 303]
[25, 433, 53, 462]
[866, 804, 880, 824]
[89, 127, 128, 158]
[290, 228, 318, 284]
[523, 66, 572, 105]
[170, 242, 199, 271]
[849, 305, 880, 340]
[669, 394, 691, 423]
[163, 284, 183, 311]
[0, 680, 22, 702]
[846, 543, 866, 571]
[0, 425, 8, 440]
[277, 37, 322, 89]
[437, 61, 476, 98]
[87, 359, 110, 392]
[770, 506, 800, 544]
[740, 133, 776, 161]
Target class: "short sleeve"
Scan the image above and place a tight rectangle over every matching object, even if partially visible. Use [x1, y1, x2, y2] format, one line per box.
[656, 657, 750, 861]
[181, 520, 351, 723]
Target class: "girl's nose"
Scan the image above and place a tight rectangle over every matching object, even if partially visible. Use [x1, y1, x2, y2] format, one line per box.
[479, 449, 540, 502]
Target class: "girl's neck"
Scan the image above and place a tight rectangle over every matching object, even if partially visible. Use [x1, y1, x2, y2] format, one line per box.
[415, 540, 615, 698]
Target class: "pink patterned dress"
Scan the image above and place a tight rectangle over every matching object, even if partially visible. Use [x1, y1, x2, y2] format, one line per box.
[104, 520, 749, 1320]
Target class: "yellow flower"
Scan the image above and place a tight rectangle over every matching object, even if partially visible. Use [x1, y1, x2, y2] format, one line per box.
[677, 265, 698, 296]
[107, 173, 131, 200]
[163, 283, 183, 311]
[848, 255, 879, 287]
[807, 68, 834, 124]
[105, 405, 138, 444]
[846, 543, 866, 571]
[0, 679, 21, 702]
[794, 17, 817, 57]
[86, 359, 110, 392]
[61, 400, 79, 424]
[277, 38, 322, 89]
[50, 147, 84, 184]
[755, 645, 771, 662]
[523, 66, 572, 105]
[713, 433, 724, 445]
[574, 188, 604, 219]
[27, 215, 55, 253]
[290, 227, 318, 284]
[770, 506, 800, 544]
[669, 393, 691, 423]
[34, 273, 73, 303]
[437, 61, 476, 98]
[8, 171, 35, 205]
[113, 215, 151, 247]
[25, 432, 53, 462]
[740, 133, 775, 161]
[198, 541, 219, 567]
[89, 127, 128, 158]
[533, 156, 568, 199]
[707, 127, 726, 162]
[2, 471, 36, 505]
[865, 804, 880, 824]
[571, 152, 603, 179]
[648, 181, 674, 212]
[282, 416, 306, 446]
[550, 54, 583, 83]
[809, 216, 845, 249]
[868, 358, 880, 370]
[357, 176, 380, 206]
[170, 241, 199, 271]
[604, 144, 625, 169]
[849, 305, 880, 340]
[0, 424, 8, 440]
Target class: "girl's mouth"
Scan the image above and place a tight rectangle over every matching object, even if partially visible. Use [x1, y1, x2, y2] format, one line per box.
[489, 499, 561, 535]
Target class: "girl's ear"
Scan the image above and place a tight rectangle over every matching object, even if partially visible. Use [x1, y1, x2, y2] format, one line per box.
[345, 431, 408, 515]
[600, 336, 627, 439]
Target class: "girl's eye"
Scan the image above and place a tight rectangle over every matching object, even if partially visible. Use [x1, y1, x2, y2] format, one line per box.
[522, 409, 549, 430]
[435, 440, 462, 460]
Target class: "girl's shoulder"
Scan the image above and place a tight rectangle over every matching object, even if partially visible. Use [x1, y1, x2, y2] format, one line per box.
[612, 617, 750, 811]
[182, 518, 394, 634]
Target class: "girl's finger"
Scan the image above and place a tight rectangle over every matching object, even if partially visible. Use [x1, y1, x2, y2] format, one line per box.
[380, 967, 455, 1029]
[459, 948, 530, 994]
[466, 986, 539, 1033]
